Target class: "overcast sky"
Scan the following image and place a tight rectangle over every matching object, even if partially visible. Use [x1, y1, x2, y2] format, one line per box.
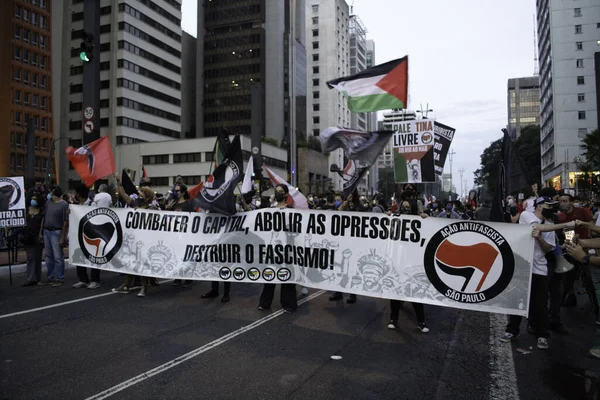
[181, 0, 537, 194]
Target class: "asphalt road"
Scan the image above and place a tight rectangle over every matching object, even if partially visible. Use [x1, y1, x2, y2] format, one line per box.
[1, 269, 599, 400]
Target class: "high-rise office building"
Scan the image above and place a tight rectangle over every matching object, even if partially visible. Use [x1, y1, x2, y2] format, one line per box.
[197, 0, 306, 147]
[307, 0, 350, 191]
[53, 0, 183, 187]
[365, 39, 378, 194]
[536, 0, 599, 188]
[507, 76, 540, 139]
[4, 0, 54, 181]
[349, 15, 367, 131]
[181, 31, 196, 139]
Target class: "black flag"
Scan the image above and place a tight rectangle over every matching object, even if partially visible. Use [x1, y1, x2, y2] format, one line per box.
[197, 135, 243, 215]
[319, 127, 394, 165]
[342, 160, 369, 198]
[121, 169, 139, 197]
[490, 129, 532, 222]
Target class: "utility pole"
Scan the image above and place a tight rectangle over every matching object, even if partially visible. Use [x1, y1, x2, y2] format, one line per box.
[81, 0, 101, 145]
[459, 167, 465, 197]
[448, 150, 456, 195]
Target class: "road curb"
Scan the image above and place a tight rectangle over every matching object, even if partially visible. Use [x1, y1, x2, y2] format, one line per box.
[0, 258, 73, 278]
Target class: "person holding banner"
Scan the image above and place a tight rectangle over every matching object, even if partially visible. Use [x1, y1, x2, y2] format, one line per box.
[72, 183, 101, 289]
[258, 184, 298, 313]
[500, 197, 561, 350]
[21, 194, 44, 286]
[387, 191, 429, 333]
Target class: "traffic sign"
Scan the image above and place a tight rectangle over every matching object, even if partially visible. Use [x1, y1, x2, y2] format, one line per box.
[84, 107, 94, 120]
[252, 146, 259, 155]
[84, 120, 94, 134]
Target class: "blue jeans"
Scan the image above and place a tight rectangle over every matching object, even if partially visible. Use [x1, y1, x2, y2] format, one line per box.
[44, 230, 64, 280]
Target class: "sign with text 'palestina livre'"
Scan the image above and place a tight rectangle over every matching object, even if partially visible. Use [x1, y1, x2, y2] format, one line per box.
[0, 176, 26, 228]
[69, 206, 535, 316]
[392, 120, 436, 183]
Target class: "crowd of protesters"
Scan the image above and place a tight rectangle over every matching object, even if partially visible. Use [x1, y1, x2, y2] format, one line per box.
[5, 176, 600, 348]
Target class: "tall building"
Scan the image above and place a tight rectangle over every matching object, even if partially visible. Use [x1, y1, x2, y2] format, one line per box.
[4, 0, 54, 182]
[181, 31, 196, 139]
[53, 0, 183, 188]
[307, 0, 351, 191]
[507, 76, 540, 139]
[536, 0, 599, 188]
[196, 0, 306, 146]
[349, 15, 367, 131]
[365, 39, 378, 195]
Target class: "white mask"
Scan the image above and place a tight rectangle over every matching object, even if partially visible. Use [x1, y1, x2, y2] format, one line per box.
[573, 203, 580, 208]
[255, 201, 261, 207]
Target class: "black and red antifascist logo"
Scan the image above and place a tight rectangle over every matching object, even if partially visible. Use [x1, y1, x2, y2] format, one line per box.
[78, 208, 123, 264]
[424, 222, 515, 304]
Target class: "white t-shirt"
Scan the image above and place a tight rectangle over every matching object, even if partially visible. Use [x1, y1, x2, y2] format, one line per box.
[93, 192, 113, 208]
[519, 210, 556, 276]
[524, 197, 535, 213]
[596, 212, 600, 227]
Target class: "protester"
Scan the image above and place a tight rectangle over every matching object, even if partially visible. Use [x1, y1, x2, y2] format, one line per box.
[500, 197, 564, 349]
[557, 193, 593, 307]
[168, 184, 197, 288]
[387, 191, 429, 333]
[38, 186, 69, 287]
[21, 194, 44, 286]
[93, 184, 113, 208]
[72, 183, 101, 289]
[474, 198, 492, 221]
[258, 184, 297, 312]
[330, 191, 359, 304]
[437, 201, 462, 219]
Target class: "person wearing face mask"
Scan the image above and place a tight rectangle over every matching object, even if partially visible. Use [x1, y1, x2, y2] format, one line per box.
[168, 184, 197, 288]
[500, 197, 562, 350]
[330, 191, 359, 304]
[72, 183, 101, 289]
[321, 193, 337, 210]
[388, 193, 430, 333]
[21, 195, 44, 286]
[258, 184, 298, 313]
[38, 186, 69, 287]
[556, 193, 593, 307]
[437, 201, 461, 219]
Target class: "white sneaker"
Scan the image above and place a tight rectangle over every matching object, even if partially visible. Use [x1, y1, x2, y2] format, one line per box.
[537, 337, 549, 350]
[72, 281, 88, 289]
[417, 322, 430, 333]
[87, 282, 100, 289]
[387, 320, 397, 330]
[300, 287, 309, 296]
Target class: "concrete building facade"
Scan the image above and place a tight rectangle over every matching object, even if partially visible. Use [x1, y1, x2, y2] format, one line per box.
[53, 0, 183, 188]
[507, 76, 541, 139]
[536, 0, 600, 188]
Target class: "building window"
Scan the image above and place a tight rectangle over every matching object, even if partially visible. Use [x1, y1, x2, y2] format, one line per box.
[173, 153, 202, 163]
[32, 12, 37, 26]
[23, 50, 29, 64]
[23, 9, 29, 21]
[14, 46, 20, 60]
[578, 111, 586, 120]
[14, 68, 20, 82]
[312, 79, 319, 86]
[40, 56, 45, 69]
[40, 35, 45, 49]
[313, 104, 320, 111]
[312, 54, 319, 62]
[41, 97, 47, 110]
[313, 91, 320, 99]
[312, 17, 318, 25]
[15, 5, 21, 18]
[41, 76, 46, 88]
[142, 155, 169, 164]
[313, 116, 320, 124]
[313, 129, 320, 136]
[312, 42, 319, 49]
[577, 76, 585, 85]
[576, 42, 583, 50]
[24, 93, 29, 106]
[150, 177, 170, 186]
[578, 128, 587, 137]
[313, 66, 319, 74]
[312, 5, 318, 13]
[32, 95, 38, 108]
[14, 26, 20, 39]
[15, 112, 21, 126]
[575, 25, 582, 34]
[576, 59, 584, 68]
[23, 71, 28, 84]
[578, 93, 585, 102]
[313, 30, 318, 37]
[205, 152, 214, 162]
[32, 74, 37, 87]
[14, 90, 21, 104]
[574, 8, 581, 17]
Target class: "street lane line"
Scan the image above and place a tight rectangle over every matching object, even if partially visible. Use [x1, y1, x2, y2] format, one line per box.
[488, 313, 520, 400]
[85, 290, 326, 400]
[0, 280, 172, 319]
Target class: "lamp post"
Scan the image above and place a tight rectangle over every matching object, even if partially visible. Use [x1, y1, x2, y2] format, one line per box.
[45, 136, 70, 186]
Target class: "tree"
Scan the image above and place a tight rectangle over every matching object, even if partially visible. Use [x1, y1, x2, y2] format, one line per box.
[474, 138, 502, 192]
[581, 129, 600, 171]
[377, 168, 395, 201]
[514, 125, 541, 184]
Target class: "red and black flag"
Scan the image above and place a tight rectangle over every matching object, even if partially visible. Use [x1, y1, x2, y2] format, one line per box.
[197, 135, 243, 215]
[82, 220, 116, 257]
[66, 137, 116, 186]
[342, 160, 369, 198]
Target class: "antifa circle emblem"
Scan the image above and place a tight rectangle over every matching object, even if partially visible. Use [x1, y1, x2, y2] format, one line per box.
[423, 222, 515, 304]
[74, 145, 95, 175]
[0, 178, 22, 211]
[201, 159, 240, 203]
[78, 208, 123, 264]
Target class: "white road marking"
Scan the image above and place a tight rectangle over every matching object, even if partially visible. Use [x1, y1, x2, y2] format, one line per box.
[85, 290, 326, 400]
[488, 313, 520, 400]
[0, 280, 172, 319]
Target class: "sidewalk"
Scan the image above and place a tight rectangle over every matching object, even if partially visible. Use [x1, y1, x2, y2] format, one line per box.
[0, 247, 69, 266]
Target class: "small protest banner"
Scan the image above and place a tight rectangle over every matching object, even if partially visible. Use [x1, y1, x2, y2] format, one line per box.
[69, 206, 535, 316]
[0, 177, 26, 228]
[392, 120, 436, 183]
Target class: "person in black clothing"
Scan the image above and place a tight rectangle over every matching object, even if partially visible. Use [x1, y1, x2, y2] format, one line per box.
[258, 184, 298, 312]
[387, 191, 430, 333]
[72, 183, 101, 289]
[21, 194, 44, 286]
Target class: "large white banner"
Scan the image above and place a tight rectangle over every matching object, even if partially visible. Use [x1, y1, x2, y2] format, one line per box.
[0, 176, 26, 228]
[69, 206, 535, 316]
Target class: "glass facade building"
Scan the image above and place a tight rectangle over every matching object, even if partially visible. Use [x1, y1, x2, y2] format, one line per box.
[507, 76, 540, 139]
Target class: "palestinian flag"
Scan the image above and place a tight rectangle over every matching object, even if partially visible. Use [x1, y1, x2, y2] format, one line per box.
[327, 56, 408, 112]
